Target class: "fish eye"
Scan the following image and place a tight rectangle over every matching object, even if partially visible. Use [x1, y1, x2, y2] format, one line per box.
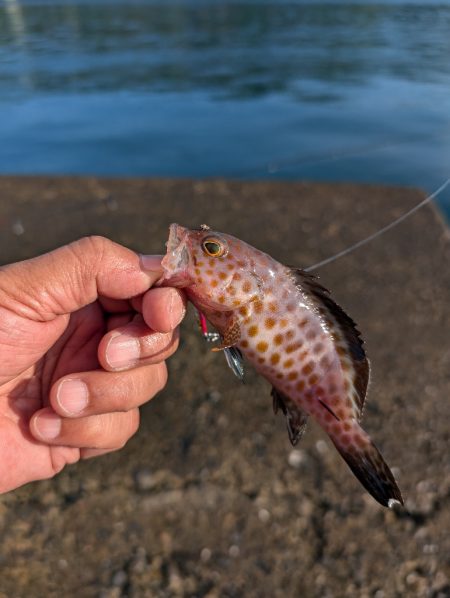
[201, 237, 226, 257]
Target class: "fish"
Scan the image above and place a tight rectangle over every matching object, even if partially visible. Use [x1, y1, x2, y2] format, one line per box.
[158, 223, 404, 508]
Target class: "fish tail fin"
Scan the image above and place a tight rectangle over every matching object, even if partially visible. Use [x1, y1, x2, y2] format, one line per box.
[330, 425, 404, 508]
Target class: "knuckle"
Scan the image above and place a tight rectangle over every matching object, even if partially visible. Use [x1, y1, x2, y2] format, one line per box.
[113, 376, 137, 411]
[123, 409, 140, 442]
[154, 362, 168, 393]
[69, 235, 106, 262]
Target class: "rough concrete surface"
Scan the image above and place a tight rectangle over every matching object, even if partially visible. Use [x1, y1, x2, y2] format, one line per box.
[0, 176, 449, 598]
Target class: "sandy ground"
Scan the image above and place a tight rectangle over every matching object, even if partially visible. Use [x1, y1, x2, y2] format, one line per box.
[0, 176, 449, 598]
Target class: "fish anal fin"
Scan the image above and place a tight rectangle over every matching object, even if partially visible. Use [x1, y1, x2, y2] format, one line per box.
[271, 387, 308, 446]
[290, 267, 369, 420]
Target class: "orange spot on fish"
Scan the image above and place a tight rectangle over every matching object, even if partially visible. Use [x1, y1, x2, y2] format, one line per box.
[270, 353, 280, 365]
[239, 306, 249, 316]
[274, 334, 283, 346]
[296, 380, 305, 392]
[302, 362, 314, 376]
[264, 317, 276, 329]
[195, 268, 201, 275]
[234, 273, 241, 281]
[257, 341, 268, 353]
[332, 423, 341, 435]
[206, 269, 213, 276]
[209, 258, 216, 267]
[248, 325, 259, 337]
[299, 318, 308, 328]
[288, 372, 298, 381]
[237, 260, 246, 267]
[286, 302, 296, 312]
[320, 356, 330, 369]
[232, 300, 241, 307]
[308, 374, 319, 385]
[258, 357, 265, 364]
[253, 300, 263, 314]
[211, 280, 218, 288]
[241, 340, 249, 348]
[280, 319, 288, 328]
[286, 342, 301, 354]
[283, 358, 294, 368]
[218, 296, 225, 304]
[268, 302, 278, 312]
[196, 261, 204, 267]
[218, 272, 227, 280]
[286, 329, 295, 340]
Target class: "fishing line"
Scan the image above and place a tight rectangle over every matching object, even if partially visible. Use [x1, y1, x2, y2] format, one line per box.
[305, 177, 450, 272]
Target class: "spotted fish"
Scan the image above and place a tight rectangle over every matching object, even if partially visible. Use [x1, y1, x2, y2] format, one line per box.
[158, 224, 403, 508]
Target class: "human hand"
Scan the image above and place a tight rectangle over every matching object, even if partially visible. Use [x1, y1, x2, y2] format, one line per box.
[0, 236, 185, 494]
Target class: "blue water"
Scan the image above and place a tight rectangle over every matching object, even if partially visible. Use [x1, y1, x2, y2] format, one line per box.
[1, 0, 450, 219]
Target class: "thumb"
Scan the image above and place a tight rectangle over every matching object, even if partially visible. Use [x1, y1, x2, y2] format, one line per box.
[0, 236, 163, 321]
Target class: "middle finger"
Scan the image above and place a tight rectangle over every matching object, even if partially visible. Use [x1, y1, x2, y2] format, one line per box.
[98, 316, 179, 372]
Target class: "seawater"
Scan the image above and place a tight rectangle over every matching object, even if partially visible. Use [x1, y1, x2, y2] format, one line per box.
[1, 0, 449, 220]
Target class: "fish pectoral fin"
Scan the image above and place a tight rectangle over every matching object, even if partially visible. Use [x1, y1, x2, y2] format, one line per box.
[223, 346, 245, 381]
[211, 318, 241, 352]
[271, 387, 309, 446]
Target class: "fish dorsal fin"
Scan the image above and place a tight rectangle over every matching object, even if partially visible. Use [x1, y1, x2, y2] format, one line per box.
[272, 386, 308, 446]
[290, 268, 369, 420]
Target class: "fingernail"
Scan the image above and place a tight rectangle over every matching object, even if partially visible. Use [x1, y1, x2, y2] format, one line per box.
[140, 254, 163, 272]
[106, 333, 140, 370]
[168, 289, 186, 329]
[57, 379, 88, 415]
[34, 412, 61, 440]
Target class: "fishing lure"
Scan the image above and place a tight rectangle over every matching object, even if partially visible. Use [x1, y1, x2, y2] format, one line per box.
[158, 223, 404, 507]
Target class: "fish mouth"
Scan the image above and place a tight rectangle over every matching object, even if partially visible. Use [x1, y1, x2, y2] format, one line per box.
[158, 223, 193, 288]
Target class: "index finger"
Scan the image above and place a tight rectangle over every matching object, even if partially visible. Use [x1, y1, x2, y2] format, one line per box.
[0, 237, 164, 320]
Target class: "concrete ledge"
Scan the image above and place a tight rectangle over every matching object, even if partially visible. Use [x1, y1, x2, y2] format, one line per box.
[0, 176, 449, 597]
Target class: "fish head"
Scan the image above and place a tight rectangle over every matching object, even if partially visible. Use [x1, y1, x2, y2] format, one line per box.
[159, 223, 262, 311]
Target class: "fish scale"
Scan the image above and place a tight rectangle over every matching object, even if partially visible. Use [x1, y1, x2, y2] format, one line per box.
[158, 223, 403, 508]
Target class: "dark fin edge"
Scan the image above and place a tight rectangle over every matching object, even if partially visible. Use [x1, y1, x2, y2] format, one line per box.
[290, 268, 369, 419]
[271, 387, 308, 446]
[332, 438, 404, 508]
